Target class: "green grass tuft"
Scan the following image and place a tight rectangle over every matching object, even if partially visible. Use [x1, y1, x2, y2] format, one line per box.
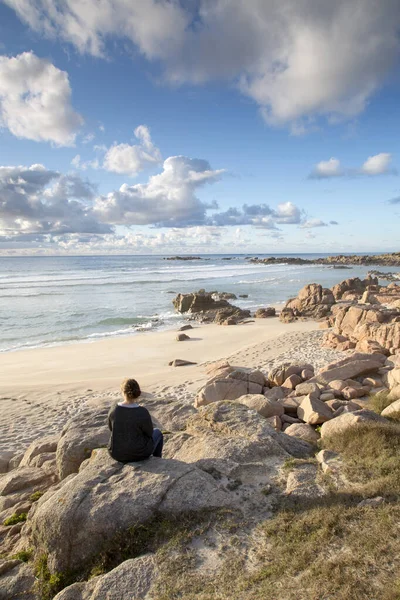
[3, 512, 27, 526]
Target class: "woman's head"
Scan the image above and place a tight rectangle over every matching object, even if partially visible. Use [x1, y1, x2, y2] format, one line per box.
[121, 378, 141, 401]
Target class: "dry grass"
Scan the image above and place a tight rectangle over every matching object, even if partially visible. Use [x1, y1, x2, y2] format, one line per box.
[369, 391, 396, 415]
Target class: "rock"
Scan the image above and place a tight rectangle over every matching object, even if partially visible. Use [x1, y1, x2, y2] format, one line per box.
[139, 397, 197, 431]
[255, 307, 276, 318]
[284, 423, 320, 444]
[381, 399, 400, 417]
[332, 277, 378, 300]
[297, 396, 333, 425]
[53, 555, 158, 600]
[263, 386, 288, 401]
[176, 333, 190, 341]
[186, 402, 312, 459]
[285, 463, 325, 498]
[265, 416, 282, 431]
[332, 403, 364, 417]
[235, 395, 284, 418]
[0, 466, 56, 497]
[280, 283, 336, 322]
[329, 379, 347, 392]
[30, 450, 231, 574]
[363, 376, 383, 387]
[19, 436, 58, 468]
[301, 369, 314, 381]
[227, 369, 266, 387]
[221, 316, 237, 325]
[357, 496, 385, 508]
[268, 365, 288, 387]
[281, 414, 303, 424]
[173, 291, 229, 313]
[0, 560, 36, 600]
[282, 374, 303, 389]
[342, 386, 370, 400]
[56, 408, 110, 480]
[195, 378, 263, 407]
[7, 454, 23, 472]
[277, 396, 303, 414]
[316, 449, 342, 474]
[204, 360, 234, 380]
[178, 324, 193, 331]
[313, 354, 385, 385]
[320, 392, 335, 401]
[0, 452, 14, 474]
[239, 294, 249, 298]
[295, 382, 320, 397]
[168, 359, 197, 367]
[320, 409, 388, 438]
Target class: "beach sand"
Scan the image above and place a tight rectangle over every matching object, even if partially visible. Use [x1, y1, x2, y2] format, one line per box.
[0, 318, 344, 460]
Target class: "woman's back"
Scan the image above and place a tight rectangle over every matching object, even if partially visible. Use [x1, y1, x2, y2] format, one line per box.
[108, 403, 154, 462]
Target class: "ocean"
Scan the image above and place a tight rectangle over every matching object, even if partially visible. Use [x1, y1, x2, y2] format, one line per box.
[0, 254, 396, 353]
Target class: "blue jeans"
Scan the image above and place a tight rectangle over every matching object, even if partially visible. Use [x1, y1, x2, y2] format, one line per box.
[152, 428, 163, 458]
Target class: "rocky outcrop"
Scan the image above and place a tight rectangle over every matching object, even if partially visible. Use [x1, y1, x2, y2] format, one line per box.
[331, 276, 378, 300]
[312, 353, 386, 385]
[320, 409, 387, 438]
[30, 450, 231, 574]
[173, 290, 250, 324]
[280, 284, 335, 322]
[251, 252, 400, 267]
[254, 307, 276, 318]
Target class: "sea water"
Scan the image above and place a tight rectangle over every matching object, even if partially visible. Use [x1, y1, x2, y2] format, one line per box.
[0, 254, 396, 353]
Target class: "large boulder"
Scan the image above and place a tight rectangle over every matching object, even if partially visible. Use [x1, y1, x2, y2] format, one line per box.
[279, 284, 335, 322]
[30, 450, 231, 574]
[312, 353, 385, 385]
[173, 291, 229, 313]
[297, 396, 333, 425]
[20, 436, 59, 468]
[320, 409, 388, 438]
[56, 408, 110, 480]
[0, 560, 36, 600]
[53, 555, 158, 600]
[235, 394, 284, 418]
[331, 276, 378, 300]
[381, 399, 400, 417]
[284, 423, 320, 444]
[195, 378, 262, 407]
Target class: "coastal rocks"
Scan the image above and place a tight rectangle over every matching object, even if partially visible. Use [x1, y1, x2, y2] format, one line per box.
[312, 353, 386, 385]
[30, 449, 231, 574]
[284, 423, 320, 444]
[235, 394, 284, 418]
[172, 290, 251, 325]
[19, 436, 59, 468]
[280, 284, 335, 322]
[381, 398, 400, 417]
[176, 333, 190, 341]
[285, 463, 325, 499]
[168, 359, 197, 367]
[297, 396, 333, 425]
[178, 324, 193, 331]
[56, 408, 110, 480]
[331, 276, 378, 300]
[53, 555, 158, 600]
[173, 291, 230, 313]
[254, 307, 276, 318]
[320, 409, 387, 438]
[0, 560, 37, 600]
[195, 378, 263, 407]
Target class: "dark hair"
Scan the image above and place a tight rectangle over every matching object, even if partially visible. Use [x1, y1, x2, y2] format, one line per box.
[121, 378, 141, 400]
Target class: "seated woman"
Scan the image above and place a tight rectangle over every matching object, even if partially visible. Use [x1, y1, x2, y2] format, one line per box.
[108, 378, 163, 462]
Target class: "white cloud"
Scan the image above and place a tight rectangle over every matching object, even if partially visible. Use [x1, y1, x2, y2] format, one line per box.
[361, 152, 394, 175]
[0, 164, 110, 237]
[0, 51, 82, 145]
[311, 158, 342, 178]
[310, 153, 396, 178]
[300, 219, 328, 229]
[103, 125, 162, 176]
[6, 1, 400, 128]
[94, 156, 224, 226]
[71, 154, 100, 171]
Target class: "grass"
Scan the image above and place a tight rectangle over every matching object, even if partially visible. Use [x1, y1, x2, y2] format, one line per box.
[30, 491, 44, 502]
[11, 549, 33, 562]
[369, 391, 395, 414]
[3, 512, 27, 526]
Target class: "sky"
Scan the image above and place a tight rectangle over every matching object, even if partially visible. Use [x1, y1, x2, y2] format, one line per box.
[0, 0, 399, 256]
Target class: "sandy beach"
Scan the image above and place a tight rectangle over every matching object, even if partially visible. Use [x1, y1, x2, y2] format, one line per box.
[0, 318, 346, 460]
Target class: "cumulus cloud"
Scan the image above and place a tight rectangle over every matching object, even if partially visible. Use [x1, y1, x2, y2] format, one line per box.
[0, 164, 111, 237]
[310, 153, 396, 178]
[388, 196, 400, 205]
[5, 1, 400, 128]
[299, 219, 328, 229]
[0, 51, 82, 145]
[361, 153, 395, 175]
[94, 156, 223, 227]
[103, 125, 162, 176]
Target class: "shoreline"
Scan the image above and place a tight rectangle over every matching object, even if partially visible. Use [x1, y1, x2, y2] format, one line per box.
[0, 318, 342, 458]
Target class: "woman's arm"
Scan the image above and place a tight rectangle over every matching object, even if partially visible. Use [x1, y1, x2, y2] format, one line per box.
[108, 406, 115, 431]
[140, 408, 154, 437]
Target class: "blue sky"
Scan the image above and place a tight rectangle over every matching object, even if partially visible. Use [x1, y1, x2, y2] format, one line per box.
[0, 0, 399, 255]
